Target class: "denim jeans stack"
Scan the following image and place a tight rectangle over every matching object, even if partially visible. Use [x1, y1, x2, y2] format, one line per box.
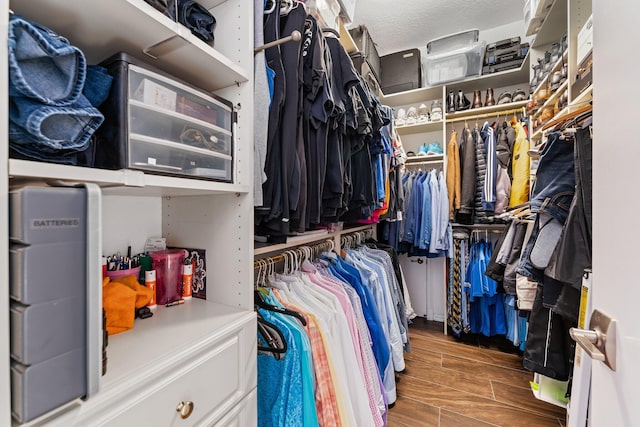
[8, 14, 112, 164]
[166, 0, 217, 45]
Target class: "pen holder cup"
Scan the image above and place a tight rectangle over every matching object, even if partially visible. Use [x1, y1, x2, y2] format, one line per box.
[105, 266, 141, 281]
[150, 249, 185, 305]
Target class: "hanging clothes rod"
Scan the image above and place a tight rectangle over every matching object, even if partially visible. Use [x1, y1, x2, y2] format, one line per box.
[404, 158, 444, 166]
[452, 223, 507, 230]
[541, 103, 592, 131]
[446, 107, 526, 124]
[254, 30, 302, 53]
[254, 239, 334, 268]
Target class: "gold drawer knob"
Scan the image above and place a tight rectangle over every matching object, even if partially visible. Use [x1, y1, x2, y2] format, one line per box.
[176, 401, 194, 419]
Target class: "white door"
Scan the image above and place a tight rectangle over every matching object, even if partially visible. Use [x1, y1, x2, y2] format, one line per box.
[584, 1, 640, 424]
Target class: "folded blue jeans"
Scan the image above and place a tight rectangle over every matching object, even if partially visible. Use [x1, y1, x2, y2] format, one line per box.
[8, 14, 86, 106]
[83, 65, 114, 108]
[9, 94, 104, 153]
[166, 0, 216, 44]
[10, 144, 81, 165]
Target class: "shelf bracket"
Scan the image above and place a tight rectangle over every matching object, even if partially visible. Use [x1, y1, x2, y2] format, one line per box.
[143, 34, 189, 60]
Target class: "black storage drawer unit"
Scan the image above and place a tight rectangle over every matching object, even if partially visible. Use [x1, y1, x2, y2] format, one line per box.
[91, 52, 235, 182]
[348, 25, 381, 82]
[380, 49, 422, 94]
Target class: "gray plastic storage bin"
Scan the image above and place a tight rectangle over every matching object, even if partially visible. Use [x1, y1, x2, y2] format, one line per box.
[10, 187, 86, 304]
[9, 185, 101, 423]
[11, 349, 86, 423]
[11, 296, 85, 366]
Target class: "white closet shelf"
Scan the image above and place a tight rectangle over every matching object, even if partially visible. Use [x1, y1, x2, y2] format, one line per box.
[102, 300, 252, 389]
[254, 224, 376, 256]
[530, 105, 570, 142]
[445, 100, 528, 121]
[395, 120, 443, 135]
[445, 53, 530, 93]
[9, 159, 249, 196]
[531, 80, 569, 118]
[531, 50, 569, 100]
[532, 0, 568, 48]
[382, 86, 443, 107]
[571, 84, 593, 106]
[526, 0, 554, 36]
[12, 0, 249, 92]
[339, 21, 358, 53]
[382, 53, 530, 107]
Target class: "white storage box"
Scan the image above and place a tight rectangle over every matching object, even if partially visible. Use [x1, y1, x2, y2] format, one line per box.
[577, 14, 593, 66]
[424, 41, 486, 86]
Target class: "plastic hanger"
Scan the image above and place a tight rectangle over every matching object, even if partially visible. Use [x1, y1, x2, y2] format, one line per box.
[263, 0, 276, 14]
[257, 313, 287, 358]
[254, 286, 306, 326]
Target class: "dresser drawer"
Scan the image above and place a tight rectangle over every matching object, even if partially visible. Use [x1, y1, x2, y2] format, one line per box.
[105, 332, 243, 427]
[207, 388, 256, 427]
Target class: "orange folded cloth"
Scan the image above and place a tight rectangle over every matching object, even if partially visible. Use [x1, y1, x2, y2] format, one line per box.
[111, 274, 154, 309]
[102, 275, 155, 335]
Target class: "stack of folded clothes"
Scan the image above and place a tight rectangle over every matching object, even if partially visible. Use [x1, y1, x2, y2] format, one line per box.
[8, 14, 112, 164]
[144, 0, 217, 45]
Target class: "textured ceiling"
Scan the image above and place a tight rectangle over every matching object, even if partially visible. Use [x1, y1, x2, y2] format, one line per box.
[351, 0, 526, 55]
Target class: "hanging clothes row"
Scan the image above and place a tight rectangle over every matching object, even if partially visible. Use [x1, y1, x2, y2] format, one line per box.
[449, 111, 592, 383]
[446, 115, 530, 225]
[447, 227, 528, 350]
[379, 164, 452, 258]
[254, 0, 395, 238]
[516, 111, 593, 382]
[255, 235, 410, 427]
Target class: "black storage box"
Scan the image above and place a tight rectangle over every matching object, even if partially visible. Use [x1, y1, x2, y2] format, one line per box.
[89, 52, 235, 182]
[484, 37, 529, 66]
[348, 25, 381, 82]
[380, 49, 422, 94]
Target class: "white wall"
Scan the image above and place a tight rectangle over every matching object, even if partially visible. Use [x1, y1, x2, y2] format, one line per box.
[480, 19, 534, 45]
[400, 254, 446, 321]
[102, 195, 163, 255]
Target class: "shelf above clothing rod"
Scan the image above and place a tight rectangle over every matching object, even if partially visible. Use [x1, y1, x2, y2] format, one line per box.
[404, 154, 444, 165]
[404, 158, 444, 166]
[451, 223, 508, 229]
[446, 107, 526, 124]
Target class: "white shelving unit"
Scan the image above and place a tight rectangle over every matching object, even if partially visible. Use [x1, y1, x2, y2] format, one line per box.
[395, 121, 443, 136]
[445, 100, 529, 121]
[529, 0, 593, 144]
[11, 0, 249, 92]
[254, 224, 376, 257]
[378, 58, 532, 334]
[2, 1, 256, 426]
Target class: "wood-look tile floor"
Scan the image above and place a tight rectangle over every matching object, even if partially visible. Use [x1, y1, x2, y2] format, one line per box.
[387, 318, 566, 427]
